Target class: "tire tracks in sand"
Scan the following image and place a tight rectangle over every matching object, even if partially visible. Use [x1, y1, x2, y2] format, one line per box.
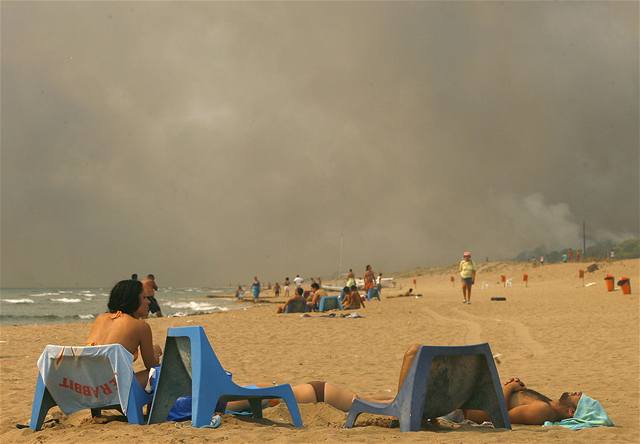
[451, 308, 547, 357]
[420, 306, 483, 344]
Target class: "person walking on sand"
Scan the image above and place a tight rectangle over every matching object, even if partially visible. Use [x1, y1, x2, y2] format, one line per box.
[283, 277, 291, 298]
[235, 285, 244, 300]
[364, 265, 375, 299]
[251, 276, 261, 303]
[376, 273, 383, 296]
[293, 274, 304, 288]
[142, 274, 163, 317]
[346, 269, 356, 288]
[459, 252, 476, 304]
[273, 281, 281, 298]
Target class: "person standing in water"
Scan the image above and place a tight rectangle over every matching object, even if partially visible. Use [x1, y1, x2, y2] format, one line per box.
[142, 274, 163, 317]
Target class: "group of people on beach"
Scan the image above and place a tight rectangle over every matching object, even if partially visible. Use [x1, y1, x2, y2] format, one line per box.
[274, 265, 383, 313]
[64, 253, 613, 431]
[80, 278, 589, 428]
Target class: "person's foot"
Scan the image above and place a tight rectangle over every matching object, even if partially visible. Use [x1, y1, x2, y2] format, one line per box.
[467, 301, 471, 304]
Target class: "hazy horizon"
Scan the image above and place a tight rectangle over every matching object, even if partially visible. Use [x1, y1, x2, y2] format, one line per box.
[2, 1, 638, 288]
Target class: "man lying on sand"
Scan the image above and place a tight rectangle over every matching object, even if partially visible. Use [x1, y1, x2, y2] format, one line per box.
[464, 377, 583, 425]
[83, 282, 606, 427]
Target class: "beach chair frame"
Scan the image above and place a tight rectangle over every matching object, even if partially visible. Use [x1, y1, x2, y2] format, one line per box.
[318, 295, 343, 312]
[345, 343, 511, 432]
[30, 349, 152, 431]
[147, 326, 303, 428]
[284, 298, 308, 313]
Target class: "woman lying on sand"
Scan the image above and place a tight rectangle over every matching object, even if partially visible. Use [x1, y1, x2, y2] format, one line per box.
[88, 280, 585, 425]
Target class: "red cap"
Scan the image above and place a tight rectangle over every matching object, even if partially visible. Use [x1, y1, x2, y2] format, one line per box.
[463, 251, 471, 257]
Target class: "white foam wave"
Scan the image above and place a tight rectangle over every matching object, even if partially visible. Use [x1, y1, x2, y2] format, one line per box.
[32, 292, 59, 297]
[78, 314, 95, 319]
[51, 298, 82, 303]
[1, 298, 35, 304]
[166, 301, 228, 312]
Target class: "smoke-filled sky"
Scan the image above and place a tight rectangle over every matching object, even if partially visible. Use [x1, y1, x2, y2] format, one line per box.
[1, 1, 638, 287]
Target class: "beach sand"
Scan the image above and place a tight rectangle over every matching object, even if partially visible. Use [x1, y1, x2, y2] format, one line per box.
[1, 259, 638, 443]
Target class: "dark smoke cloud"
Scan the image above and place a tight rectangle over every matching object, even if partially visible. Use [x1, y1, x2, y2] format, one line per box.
[1, 2, 638, 287]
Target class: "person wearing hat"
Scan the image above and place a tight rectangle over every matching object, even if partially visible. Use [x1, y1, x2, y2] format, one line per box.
[459, 251, 477, 304]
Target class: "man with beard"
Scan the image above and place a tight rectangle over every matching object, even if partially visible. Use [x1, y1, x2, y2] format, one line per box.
[463, 377, 584, 425]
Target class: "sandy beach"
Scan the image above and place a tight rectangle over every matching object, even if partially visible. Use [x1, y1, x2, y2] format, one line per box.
[1, 259, 638, 443]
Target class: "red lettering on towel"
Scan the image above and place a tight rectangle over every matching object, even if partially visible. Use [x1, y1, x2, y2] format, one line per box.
[59, 377, 70, 389]
[101, 383, 112, 396]
[74, 382, 82, 394]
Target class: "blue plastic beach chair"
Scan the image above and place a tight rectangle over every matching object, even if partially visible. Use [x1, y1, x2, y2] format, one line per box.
[318, 295, 343, 312]
[30, 344, 152, 431]
[147, 326, 303, 428]
[284, 299, 308, 313]
[345, 343, 511, 432]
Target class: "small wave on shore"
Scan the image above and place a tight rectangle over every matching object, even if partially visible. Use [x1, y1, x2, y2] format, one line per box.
[1, 298, 34, 304]
[50, 298, 82, 303]
[166, 301, 229, 312]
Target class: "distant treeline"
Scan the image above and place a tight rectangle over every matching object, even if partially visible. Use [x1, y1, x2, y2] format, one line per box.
[514, 238, 640, 263]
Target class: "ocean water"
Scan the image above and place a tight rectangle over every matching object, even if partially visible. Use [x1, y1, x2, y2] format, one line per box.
[0, 286, 243, 325]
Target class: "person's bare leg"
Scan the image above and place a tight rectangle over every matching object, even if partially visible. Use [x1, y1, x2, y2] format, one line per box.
[462, 284, 468, 303]
[397, 343, 421, 392]
[223, 345, 422, 414]
[223, 382, 357, 413]
[293, 382, 390, 412]
[467, 284, 472, 303]
[135, 369, 150, 388]
[463, 409, 490, 423]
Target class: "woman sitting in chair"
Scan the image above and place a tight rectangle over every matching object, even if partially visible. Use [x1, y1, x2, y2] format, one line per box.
[85, 279, 163, 387]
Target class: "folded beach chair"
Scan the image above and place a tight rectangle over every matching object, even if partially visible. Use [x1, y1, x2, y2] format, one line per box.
[284, 299, 308, 313]
[30, 344, 152, 431]
[147, 326, 303, 428]
[345, 343, 511, 432]
[318, 295, 343, 312]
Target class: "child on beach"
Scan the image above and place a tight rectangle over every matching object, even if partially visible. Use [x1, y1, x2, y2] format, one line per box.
[273, 282, 281, 297]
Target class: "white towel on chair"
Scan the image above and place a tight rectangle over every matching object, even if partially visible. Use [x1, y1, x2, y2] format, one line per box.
[37, 344, 134, 415]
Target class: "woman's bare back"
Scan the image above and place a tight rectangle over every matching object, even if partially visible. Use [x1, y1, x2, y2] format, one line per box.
[86, 313, 146, 357]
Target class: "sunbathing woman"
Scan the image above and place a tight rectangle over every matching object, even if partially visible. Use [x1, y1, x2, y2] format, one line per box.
[85, 279, 162, 387]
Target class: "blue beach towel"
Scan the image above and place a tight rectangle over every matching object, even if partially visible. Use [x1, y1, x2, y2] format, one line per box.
[543, 394, 614, 430]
